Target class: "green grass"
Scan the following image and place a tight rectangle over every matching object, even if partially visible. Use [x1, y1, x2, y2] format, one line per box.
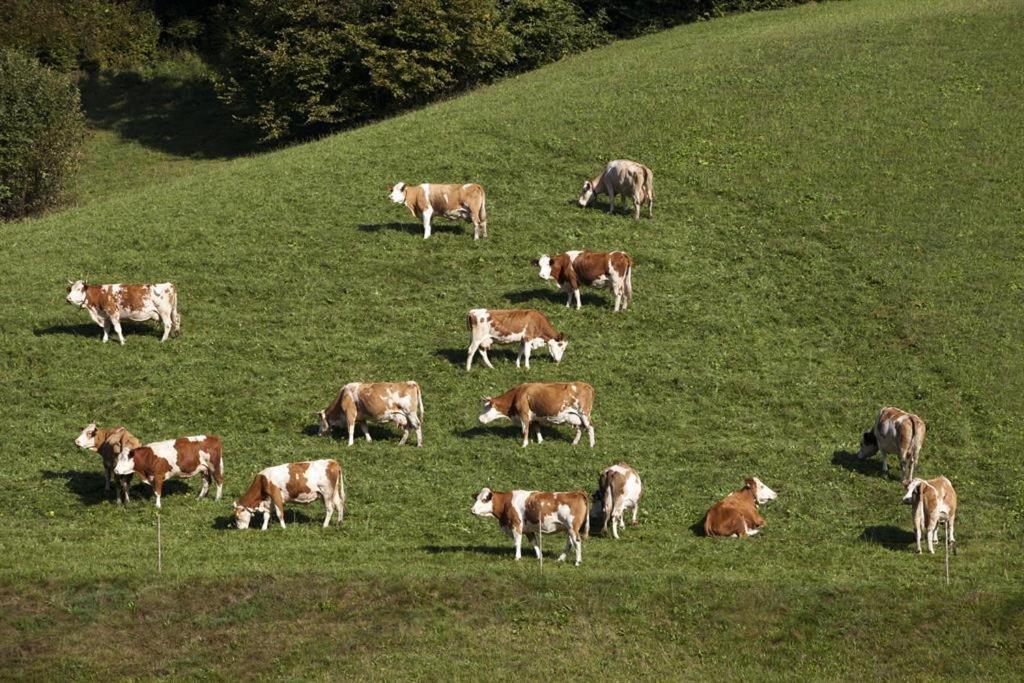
[3, 0, 1024, 677]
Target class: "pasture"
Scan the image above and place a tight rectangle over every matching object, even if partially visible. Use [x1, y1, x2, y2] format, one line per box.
[2, 0, 1023, 677]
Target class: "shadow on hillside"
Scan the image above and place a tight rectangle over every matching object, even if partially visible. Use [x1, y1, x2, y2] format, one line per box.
[504, 288, 604, 307]
[422, 544, 511, 557]
[860, 525, 914, 550]
[436, 348, 468, 367]
[831, 449, 888, 479]
[79, 69, 262, 159]
[34, 320, 162, 339]
[357, 222, 466, 236]
[41, 469, 188, 505]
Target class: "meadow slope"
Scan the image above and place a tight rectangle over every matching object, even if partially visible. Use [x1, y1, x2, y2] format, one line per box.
[2, 0, 1023, 677]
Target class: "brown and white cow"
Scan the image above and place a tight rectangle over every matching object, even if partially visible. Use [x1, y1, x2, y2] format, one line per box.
[578, 159, 654, 219]
[234, 459, 345, 530]
[113, 435, 223, 508]
[388, 182, 488, 239]
[534, 250, 633, 311]
[902, 476, 957, 555]
[318, 381, 424, 447]
[592, 463, 643, 539]
[74, 424, 142, 504]
[470, 488, 589, 565]
[65, 280, 180, 344]
[465, 308, 568, 371]
[479, 382, 595, 448]
[703, 477, 778, 538]
[857, 406, 926, 485]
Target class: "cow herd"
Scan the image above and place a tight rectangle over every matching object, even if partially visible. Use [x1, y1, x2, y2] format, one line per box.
[64, 159, 958, 565]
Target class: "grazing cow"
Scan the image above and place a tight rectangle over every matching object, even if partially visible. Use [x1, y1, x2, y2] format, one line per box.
[318, 381, 424, 447]
[534, 250, 633, 311]
[578, 159, 654, 219]
[592, 463, 643, 539]
[902, 476, 957, 555]
[465, 308, 567, 371]
[234, 459, 345, 530]
[74, 424, 141, 503]
[479, 382, 595, 448]
[388, 182, 488, 239]
[857, 406, 926, 485]
[470, 488, 589, 565]
[113, 435, 224, 509]
[703, 477, 777, 538]
[65, 280, 180, 344]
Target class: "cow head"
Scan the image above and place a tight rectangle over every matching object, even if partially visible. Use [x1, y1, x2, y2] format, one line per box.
[578, 180, 595, 207]
[547, 336, 568, 363]
[534, 255, 552, 280]
[388, 182, 406, 204]
[233, 502, 254, 529]
[66, 280, 87, 306]
[470, 488, 495, 518]
[113, 449, 137, 477]
[747, 477, 777, 505]
[901, 478, 925, 506]
[857, 430, 878, 459]
[75, 423, 99, 450]
[478, 397, 505, 424]
[317, 410, 331, 436]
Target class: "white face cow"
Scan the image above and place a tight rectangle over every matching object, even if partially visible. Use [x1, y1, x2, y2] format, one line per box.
[234, 503, 256, 530]
[66, 280, 87, 306]
[113, 451, 135, 477]
[470, 488, 495, 518]
[388, 183, 407, 204]
[578, 181, 596, 207]
[75, 423, 99, 449]
[751, 477, 778, 504]
[545, 338, 567, 363]
[478, 398, 506, 424]
[901, 478, 925, 504]
[535, 255, 553, 280]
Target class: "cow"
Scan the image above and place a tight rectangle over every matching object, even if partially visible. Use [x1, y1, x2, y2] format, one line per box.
[65, 280, 180, 344]
[318, 381, 424, 447]
[534, 250, 633, 311]
[113, 435, 224, 509]
[578, 160, 654, 219]
[902, 476, 957, 555]
[74, 424, 142, 503]
[479, 382, 595, 448]
[470, 487, 589, 565]
[591, 463, 643, 539]
[234, 459, 345, 530]
[703, 477, 778, 538]
[465, 308, 567, 372]
[857, 406, 926, 485]
[388, 182, 488, 240]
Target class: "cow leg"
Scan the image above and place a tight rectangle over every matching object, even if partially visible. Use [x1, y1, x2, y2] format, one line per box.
[159, 308, 173, 342]
[110, 316, 126, 345]
[633, 193, 641, 220]
[565, 290, 573, 308]
[607, 188, 615, 214]
[927, 518, 937, 554]
[466, 339, 483, 371]
[212, 465, 224, 501]
[527, 532, 542, 559]
[521, 421, 530, 448]
[153, 474, 164, 509]
[360, 422, 372, 442]
[557, 531, 575, 563]
[347, 420, 356, 446]
[513, 527, 523, 560]
[631, 503, 639, 527]
[879, 452, 888, 476]
[480, 347, 494, 369]
[571, 424, 582, 446]
[197, 471, 210, 499]
[414, 419, 423, 448]
[948, 516, 957, 554]
[120, 476, 130, 504]
[100, 317, 111, 343]
[574, 288, 582, 309]
[914, 506, 923, 554]
[522, 342, 532, 370]
[261, 506, 271, 531]
[270, 489, 287, 529]
[472, 216, 480, 241]
[534, 423, 543, 444]
[103, 462, 112, 496]
[421, 207, 433, 239]
[322, 497, 333, 528]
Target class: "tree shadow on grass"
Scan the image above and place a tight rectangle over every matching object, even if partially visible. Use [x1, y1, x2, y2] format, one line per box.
[357, 222, 466, 236]
[33, 321, 161, 340]
[422, 544, 511, 557]
[504, 288, 604, 307]
[79, 69, 262, 159]
[831, 449, 888, 479]
[860, 525, 914, 551]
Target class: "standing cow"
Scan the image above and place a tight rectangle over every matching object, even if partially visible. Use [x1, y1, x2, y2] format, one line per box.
[234, 459, 346, 530]
[592, 463, 643, 539]
[74, 424, 142, 503]
[478, 382, 595, 447]
[65, 280, 180, 344]
[578, 160, 654, 219]
[388, 182, 488, 239]
[470, 487, 590, 565]
[902, 476, 957, 555]
[114, 435, 224, 509]
[857, 406, 926, 485]
[534, 250, 633, 311]
[703, 477, 777, 538]
[318, 381, 424, 447]
[465, 308, 567, 371]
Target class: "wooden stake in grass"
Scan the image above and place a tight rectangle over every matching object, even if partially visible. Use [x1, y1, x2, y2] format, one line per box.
[944, 518, 950, 586]
[538, 527, 543, 572]
[156, 510, 162, 574]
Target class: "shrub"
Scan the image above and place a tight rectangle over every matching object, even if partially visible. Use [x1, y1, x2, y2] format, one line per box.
[0, 49, 85, 220]
[500, 0, 609, 71]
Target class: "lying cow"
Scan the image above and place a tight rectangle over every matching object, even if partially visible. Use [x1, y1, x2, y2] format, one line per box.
[65, 280, 180, 344]
[318, 381, 424, 447]
[592, 463, 643, 539]
[479, 382, 595, 448]
[534, 250, 633, 311]
[388, 182, 488, 239]
[74, 424, 142, 503]
[902, 476, 957, 555]
[471, 487, 589, 565]
[857, 406, 926, 485]
[703, 477, 777, 537]
[578, 159, 654, 219]
[234, 459, 345, 530]
[113, 435, 224, 509]
[465, 308, 567, 371]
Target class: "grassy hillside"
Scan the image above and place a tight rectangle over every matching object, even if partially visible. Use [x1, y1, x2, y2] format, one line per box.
[2, 0, 1023, 677]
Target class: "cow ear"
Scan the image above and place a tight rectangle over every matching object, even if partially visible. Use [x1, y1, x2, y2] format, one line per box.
[530, 258, 540, 267]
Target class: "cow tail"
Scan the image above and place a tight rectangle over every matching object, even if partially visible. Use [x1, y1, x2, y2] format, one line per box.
[170, 284, 181, 335]
[582, 492, 591, 539]
[336, 466, 346, 516]
[643, 166, 654, 203]
[624, 261, 633, 305]
[416, 383, 424, 420]
[604, 483, 614, 532]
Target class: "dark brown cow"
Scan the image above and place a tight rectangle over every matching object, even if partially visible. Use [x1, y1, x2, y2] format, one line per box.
[114, 435, 224, 509]
[470, 488, 589, 565]
[479, 382, 595, 447]
[75, 424, 142, 503]
[465, 308, 567, 371]
[534, 250, 633, 311]
[234, 459, 345, 530]
[65, 280, 180, 344]
[703, 478, 778, 538]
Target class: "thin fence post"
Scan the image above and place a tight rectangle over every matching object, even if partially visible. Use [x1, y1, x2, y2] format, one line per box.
[157, 511, 162, 574]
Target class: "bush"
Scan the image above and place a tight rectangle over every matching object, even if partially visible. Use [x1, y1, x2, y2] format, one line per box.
[500, 0, 608, 71]
[0, 49, 85, 220]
